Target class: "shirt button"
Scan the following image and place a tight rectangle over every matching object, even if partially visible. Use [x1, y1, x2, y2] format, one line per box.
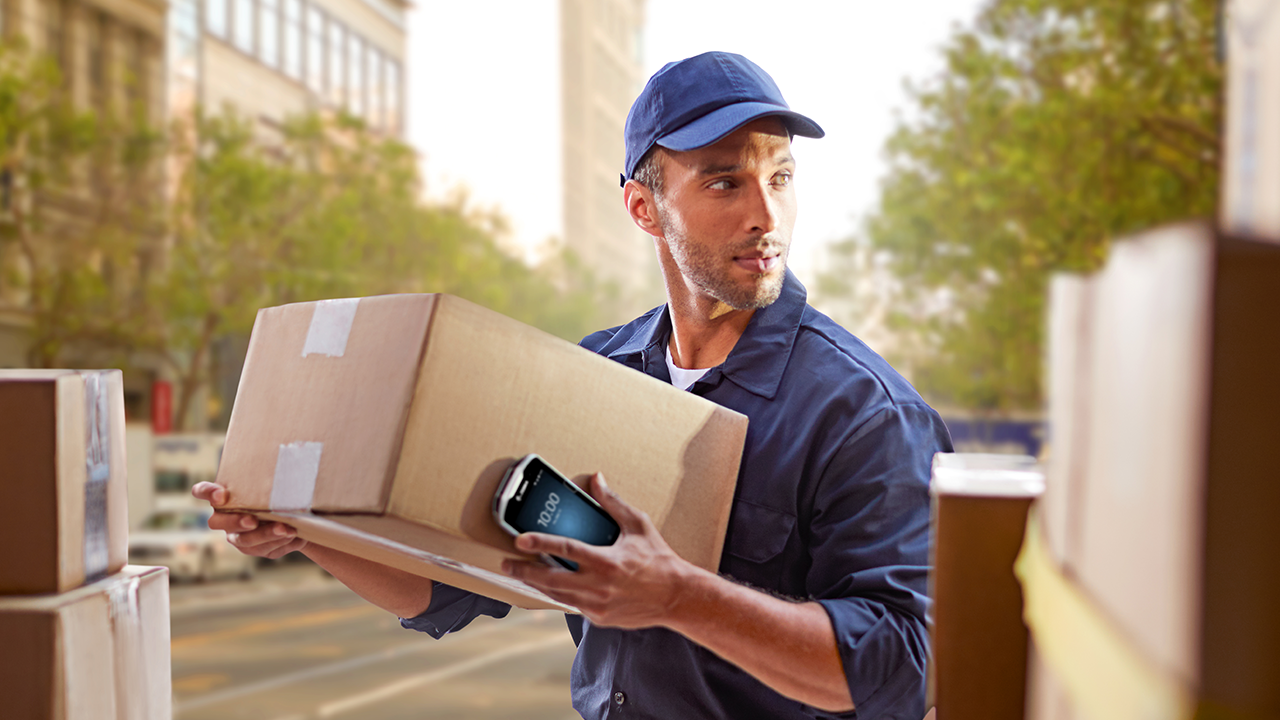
[613, 691, 626, 706]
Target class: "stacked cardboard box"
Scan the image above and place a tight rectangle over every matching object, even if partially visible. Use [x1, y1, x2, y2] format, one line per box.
[0, 566, 171, 720]
[0, 370, 129, 593]
[215, 294, 749, 611]
[0, 370, 172, 719]
[929, 453, 1043, 720]
[1025, 222, 1280, 719]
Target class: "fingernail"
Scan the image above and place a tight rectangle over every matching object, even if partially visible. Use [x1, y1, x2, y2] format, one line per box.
[240, 516, 257, 529]
[273, 524, 289, 536]
[515, 535, 533, 551]
[502, 561, 514, 575]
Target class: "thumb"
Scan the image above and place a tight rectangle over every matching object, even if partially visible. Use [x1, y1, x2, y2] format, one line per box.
[589, 473, 646, 534]
[192, 481, 228, 508]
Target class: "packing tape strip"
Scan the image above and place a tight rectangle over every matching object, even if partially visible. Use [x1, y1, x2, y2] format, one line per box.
[1015, 508, 1194, 720]
[271, 442, 322, 511]
[302, 298, 360, 357]
[81, 371, 111, 582]
[108, 575, 148, 720]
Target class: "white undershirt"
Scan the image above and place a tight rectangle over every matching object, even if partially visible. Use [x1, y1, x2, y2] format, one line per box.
[665, 340, 710, 391]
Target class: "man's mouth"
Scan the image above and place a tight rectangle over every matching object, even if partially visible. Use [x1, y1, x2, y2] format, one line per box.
[733, 252, 781, 274]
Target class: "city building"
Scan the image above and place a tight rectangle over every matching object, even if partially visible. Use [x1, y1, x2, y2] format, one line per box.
[179, 0, 408, 138]
[560, 0, 660, 309]
[172, 0, 410, 432]
[0, 0, 166, 396]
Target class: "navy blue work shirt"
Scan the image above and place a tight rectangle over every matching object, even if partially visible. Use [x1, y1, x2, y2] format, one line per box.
[402, 270, 952, 720]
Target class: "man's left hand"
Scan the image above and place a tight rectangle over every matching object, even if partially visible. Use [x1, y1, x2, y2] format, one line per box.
[502, 473, 697, 630]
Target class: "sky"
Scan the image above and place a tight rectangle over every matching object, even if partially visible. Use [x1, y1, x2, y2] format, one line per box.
[408, 1, 986, 281]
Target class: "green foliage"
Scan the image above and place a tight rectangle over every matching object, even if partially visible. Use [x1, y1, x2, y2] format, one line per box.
[0, 39, 164, 367]
[0, 36, 611, 429]
[161, 109, 611, 428]
[824, 0, 1221, 411]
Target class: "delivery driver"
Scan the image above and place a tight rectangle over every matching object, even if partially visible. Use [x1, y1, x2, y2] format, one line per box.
[195, 51, 952, 719]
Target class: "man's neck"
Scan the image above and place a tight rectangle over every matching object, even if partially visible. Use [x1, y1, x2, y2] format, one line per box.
[667, 298, 754, 370]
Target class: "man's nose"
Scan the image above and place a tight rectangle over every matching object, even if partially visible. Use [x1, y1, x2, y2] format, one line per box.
[744, 181, 780, 235]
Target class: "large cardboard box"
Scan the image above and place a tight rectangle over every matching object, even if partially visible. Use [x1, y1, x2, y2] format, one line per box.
[216, 294, 748, 610]
[0, 370, 129, 594]
[0, 565, 171, 720]
[1030, 222, 1280, 718]
[1222, 0, 1280, 241]
[929, 453, 1043, 720]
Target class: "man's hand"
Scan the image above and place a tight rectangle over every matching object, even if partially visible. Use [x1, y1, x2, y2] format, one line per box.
[191, 482, 307, 559]
[501, 473, 699, 629]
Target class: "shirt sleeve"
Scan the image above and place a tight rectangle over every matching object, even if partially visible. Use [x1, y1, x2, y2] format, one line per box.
[808, 402, 951, 720]
[399, 582, 512, 639]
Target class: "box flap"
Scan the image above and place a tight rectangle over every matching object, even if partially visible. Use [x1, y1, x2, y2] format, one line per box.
[264, 511, 577, 612]
[1076, 222, 1213, 686]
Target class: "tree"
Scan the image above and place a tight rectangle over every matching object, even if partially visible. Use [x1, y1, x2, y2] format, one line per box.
[161, 110, 611, 430]
[0, 39, 163, 368]
[0, 37, 612, 430]
[822, 0, 1221, 411]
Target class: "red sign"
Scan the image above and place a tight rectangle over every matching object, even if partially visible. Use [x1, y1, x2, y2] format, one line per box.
[152, 381, 172, 435]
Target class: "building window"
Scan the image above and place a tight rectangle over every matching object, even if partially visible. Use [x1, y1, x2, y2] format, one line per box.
[45, 0, 67, 71]
[347, 33, 363, 117]
[327, 21, 344, 107]
[384, 57, 400, 137]
[306, 6, 325, 93]
[88, 11, 108, 109]
[259, 0, 280, 68]
[282, 0, 303, 80]
[170, 0, 200, 118]
[233, 0, 255, 54]
[207, 0, 229, 38]
[127, 31, 148, 119]
[366, 45, 381, 130]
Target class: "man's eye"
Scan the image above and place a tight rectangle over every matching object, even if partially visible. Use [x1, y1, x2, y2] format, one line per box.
[708, 179, 734, 190]
[772, 172, 792, 187]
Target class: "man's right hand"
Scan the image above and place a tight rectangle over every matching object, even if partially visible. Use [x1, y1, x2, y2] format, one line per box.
[191, 482, 309, 559]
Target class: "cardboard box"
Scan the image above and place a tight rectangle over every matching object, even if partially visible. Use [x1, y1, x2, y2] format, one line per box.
[1032, 222, 1280, 717]
[0, 370, 129, 594]
[0, 565, 171, 720]
[929, 453, 1043, 720]
[217, 294, 748, 610]
[1222, 0, 1280, 241]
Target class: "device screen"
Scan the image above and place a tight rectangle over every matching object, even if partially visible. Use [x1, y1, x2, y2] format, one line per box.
[505, 460, 619, 547]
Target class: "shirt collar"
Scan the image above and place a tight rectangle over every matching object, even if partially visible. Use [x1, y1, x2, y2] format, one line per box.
[603, 268, 807, 400]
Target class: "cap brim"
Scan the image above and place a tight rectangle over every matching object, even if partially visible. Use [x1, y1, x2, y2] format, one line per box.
[656, 102, 825, 152]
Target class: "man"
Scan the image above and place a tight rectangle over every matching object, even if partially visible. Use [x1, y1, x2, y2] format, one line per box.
[196, 52, 951, 719]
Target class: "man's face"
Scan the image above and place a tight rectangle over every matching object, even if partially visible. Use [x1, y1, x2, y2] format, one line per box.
[650, 117, 796, 311]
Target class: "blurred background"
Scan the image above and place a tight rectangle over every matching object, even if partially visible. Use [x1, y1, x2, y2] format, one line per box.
[0, 0, 1221, 717]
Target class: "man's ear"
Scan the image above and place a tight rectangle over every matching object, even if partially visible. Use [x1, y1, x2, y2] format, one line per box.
[623, 179, 662, 237]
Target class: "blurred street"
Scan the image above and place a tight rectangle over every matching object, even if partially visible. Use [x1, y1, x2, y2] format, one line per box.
[170, 563, 579, 720]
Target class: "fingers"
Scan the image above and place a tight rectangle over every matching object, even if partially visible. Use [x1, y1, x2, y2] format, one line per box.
[262, 537, 308, 560]
[191, 481, 228, 507]
[515, 531, 594, 564]
[206, 510, 259, 533]
[502, 557, 594, 601]
[226, 520, 305, 558]
[588, 473, 649, 535]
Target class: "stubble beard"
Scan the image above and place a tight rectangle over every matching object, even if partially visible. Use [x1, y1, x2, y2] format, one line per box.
[661, 215, 789, 311]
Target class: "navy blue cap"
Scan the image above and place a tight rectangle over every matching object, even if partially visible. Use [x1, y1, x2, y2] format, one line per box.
[621, 52, 824, 187]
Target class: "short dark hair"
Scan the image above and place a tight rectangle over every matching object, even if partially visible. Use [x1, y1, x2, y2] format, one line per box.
[630, 146, 665, 197]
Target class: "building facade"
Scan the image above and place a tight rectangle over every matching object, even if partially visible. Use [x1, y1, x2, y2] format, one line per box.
[0, 0, 166, 405]
[185, 0, 407, 137]
[560, 0, 659, 308]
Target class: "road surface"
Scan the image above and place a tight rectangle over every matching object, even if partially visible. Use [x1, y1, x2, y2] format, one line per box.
[169, 562, 580, 720]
